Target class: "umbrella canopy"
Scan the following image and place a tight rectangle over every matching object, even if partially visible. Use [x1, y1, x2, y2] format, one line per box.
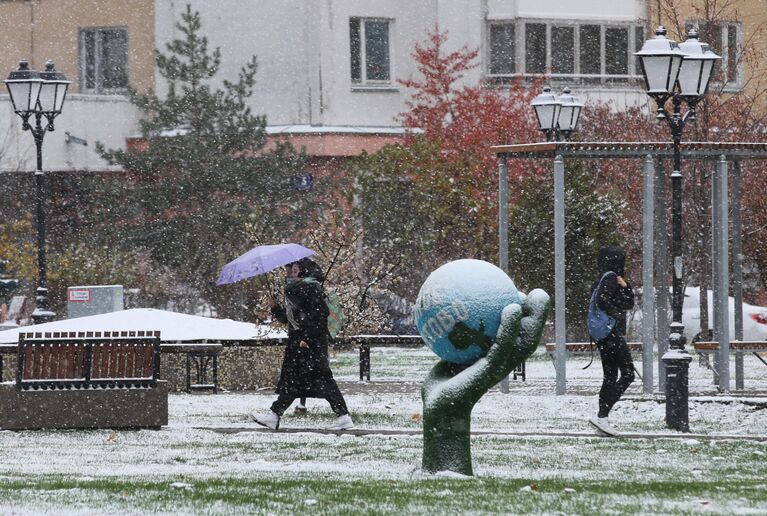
[216, 243, 315, 286]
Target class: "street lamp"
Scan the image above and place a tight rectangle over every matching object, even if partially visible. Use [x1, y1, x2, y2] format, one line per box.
[5, 59, 70, 324]
[531, 86, 583, 141]
[635, 27, 720, 431]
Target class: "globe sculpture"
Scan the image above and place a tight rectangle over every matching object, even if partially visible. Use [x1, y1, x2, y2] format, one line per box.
[415, 259, 520, 365]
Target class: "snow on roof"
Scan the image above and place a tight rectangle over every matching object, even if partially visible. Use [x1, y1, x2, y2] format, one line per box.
[148, 125, 423, 139]
[0, 308, 286, 343]
[265, 124, 423, 135]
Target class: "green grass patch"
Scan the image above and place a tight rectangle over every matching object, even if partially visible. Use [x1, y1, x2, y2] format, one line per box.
[2, 474, 766, 515]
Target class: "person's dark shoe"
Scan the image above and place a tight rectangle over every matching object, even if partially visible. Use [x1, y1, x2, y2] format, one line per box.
[293, 403, 308, 415]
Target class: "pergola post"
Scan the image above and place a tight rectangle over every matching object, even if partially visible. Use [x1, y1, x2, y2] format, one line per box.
[714, 155, 730, 391]
[654, 157, 669, 393]
[554, 155, 567, 395]
[642, 155, 655, 393]
[498, 155, 510, 394]
[732, 161, 744, 389]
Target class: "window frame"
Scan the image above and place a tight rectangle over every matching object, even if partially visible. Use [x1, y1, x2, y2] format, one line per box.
[349, 17, 394, 88]
[79, 26, 129, 95]
[486, 19, 645, 86]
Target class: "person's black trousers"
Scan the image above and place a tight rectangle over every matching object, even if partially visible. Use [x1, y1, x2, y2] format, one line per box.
[271, 381, 349, 417]
[597, 335, 635, 418]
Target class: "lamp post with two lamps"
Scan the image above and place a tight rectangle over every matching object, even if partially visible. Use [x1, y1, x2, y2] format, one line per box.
[4, 59, 70, 324]
[531, 86, 584, 141]
[635, 27, 721, 431]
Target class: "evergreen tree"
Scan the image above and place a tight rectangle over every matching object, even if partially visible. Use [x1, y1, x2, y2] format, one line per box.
[96, 5, 311, 313]
[507, 162, 627, 340]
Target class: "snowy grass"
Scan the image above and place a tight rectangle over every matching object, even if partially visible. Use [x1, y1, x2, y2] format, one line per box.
[1, 345, 767, 514]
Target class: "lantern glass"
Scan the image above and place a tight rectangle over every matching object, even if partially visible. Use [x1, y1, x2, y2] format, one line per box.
[6, 80, 42, 114]
[677, 57, 705, 96]
[534, 103, 560, 131]
[640, 54, 683, 93]
[38, 81, 68, 114]
[556, 87, 584, 132]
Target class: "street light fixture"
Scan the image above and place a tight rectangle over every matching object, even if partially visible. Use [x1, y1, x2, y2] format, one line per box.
[531, 86, 583, 141]
[5, 59, 70, 324]
[635, 27, 720, 431]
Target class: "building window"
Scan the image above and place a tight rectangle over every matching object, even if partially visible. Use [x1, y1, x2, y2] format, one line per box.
[693, 21, 742, 89]
[525, 23, 547, 74]
[350, 18, 392, 85]
[487, 20, 644, 85]
[80, 27, 128, 94]
[551, 25, 574, 75]
[489, 24, 515, 74]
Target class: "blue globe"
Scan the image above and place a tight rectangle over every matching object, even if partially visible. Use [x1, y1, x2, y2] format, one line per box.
[415, 259, 520, 365]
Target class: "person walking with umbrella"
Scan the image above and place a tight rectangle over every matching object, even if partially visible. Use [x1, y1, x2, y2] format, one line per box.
[253, 257, 354, 431]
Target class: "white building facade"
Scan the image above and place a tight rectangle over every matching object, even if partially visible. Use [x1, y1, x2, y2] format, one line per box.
[1, 0, 650, 173]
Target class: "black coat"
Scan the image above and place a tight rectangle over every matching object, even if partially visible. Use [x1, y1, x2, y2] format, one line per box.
[592, 246, 635, 339]
[271, 277, 335, 397]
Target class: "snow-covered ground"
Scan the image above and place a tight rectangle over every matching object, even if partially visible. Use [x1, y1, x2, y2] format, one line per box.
[1, 346, 766, 514]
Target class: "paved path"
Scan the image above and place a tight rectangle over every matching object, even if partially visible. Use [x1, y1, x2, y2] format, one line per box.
[200, 426, 767, 442]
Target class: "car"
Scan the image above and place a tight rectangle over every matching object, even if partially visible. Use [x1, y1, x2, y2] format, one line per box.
[681, 286, 767, 342]
[629, 286, 767, 343]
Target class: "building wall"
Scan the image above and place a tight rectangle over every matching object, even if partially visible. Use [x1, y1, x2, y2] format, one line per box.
[0, 0, 154, 172]
[157, 0, 650, 130]
[648, 0, 767, 111]
[0, 0, 660, 173]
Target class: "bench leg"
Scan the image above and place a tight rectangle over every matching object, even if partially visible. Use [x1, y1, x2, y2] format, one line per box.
[212, 352, 218, 394]
[512, 361, 526, 382]
[359, 344, 370, 382]
[186, 353, 192, 393]
[735, 352, 744, 390]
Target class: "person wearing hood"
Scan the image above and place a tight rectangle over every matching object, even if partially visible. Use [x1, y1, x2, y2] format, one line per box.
[253, 257, 353, 431]
[588, 246, 635, 436]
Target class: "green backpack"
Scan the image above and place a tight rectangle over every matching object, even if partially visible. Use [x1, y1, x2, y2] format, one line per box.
[325, 290, 346, 340]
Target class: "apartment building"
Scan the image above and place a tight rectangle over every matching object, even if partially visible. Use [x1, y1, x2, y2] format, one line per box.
[0, 0, 708, 175]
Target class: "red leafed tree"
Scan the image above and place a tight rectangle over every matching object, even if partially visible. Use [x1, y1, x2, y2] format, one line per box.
[398, 29, 542, 198]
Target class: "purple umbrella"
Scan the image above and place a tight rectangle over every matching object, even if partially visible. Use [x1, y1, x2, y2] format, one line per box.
[216, 243, 315, 286]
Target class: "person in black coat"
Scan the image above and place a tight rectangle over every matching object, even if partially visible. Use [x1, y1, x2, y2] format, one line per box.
[253, 257, 353, 431]
[588, 246, 635, 436]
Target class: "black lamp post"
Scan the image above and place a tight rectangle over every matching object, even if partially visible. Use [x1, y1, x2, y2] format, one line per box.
[635, 27, 720, 431]
[5, 59, 70, 324]
[531, 86, 583, 141]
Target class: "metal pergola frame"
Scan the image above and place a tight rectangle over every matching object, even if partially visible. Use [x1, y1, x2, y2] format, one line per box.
[492, 141, 767, 395]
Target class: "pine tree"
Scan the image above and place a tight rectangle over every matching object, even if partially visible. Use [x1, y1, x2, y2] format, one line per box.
[96, 5, 311, 312]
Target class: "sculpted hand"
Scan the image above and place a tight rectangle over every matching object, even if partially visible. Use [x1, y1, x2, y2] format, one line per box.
[421, 289, 551, 475]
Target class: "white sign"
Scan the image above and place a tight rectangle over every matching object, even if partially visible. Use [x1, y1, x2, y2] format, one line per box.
[68, 289, 91, 302]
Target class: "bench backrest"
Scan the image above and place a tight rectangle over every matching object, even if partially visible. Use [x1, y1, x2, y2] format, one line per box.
[545, 342, 643, 353]
[694, 341, 767, 352]
[17, 330, 160, 390]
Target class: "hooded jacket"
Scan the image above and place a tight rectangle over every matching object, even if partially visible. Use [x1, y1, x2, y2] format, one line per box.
[591, 246, 635, 339]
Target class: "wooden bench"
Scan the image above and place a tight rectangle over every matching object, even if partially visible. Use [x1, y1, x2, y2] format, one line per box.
[160, 343, 223, 393]
[0, 330, 168, 430]
[693, 341, 767, 389]
[352, 335, 424, 381]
